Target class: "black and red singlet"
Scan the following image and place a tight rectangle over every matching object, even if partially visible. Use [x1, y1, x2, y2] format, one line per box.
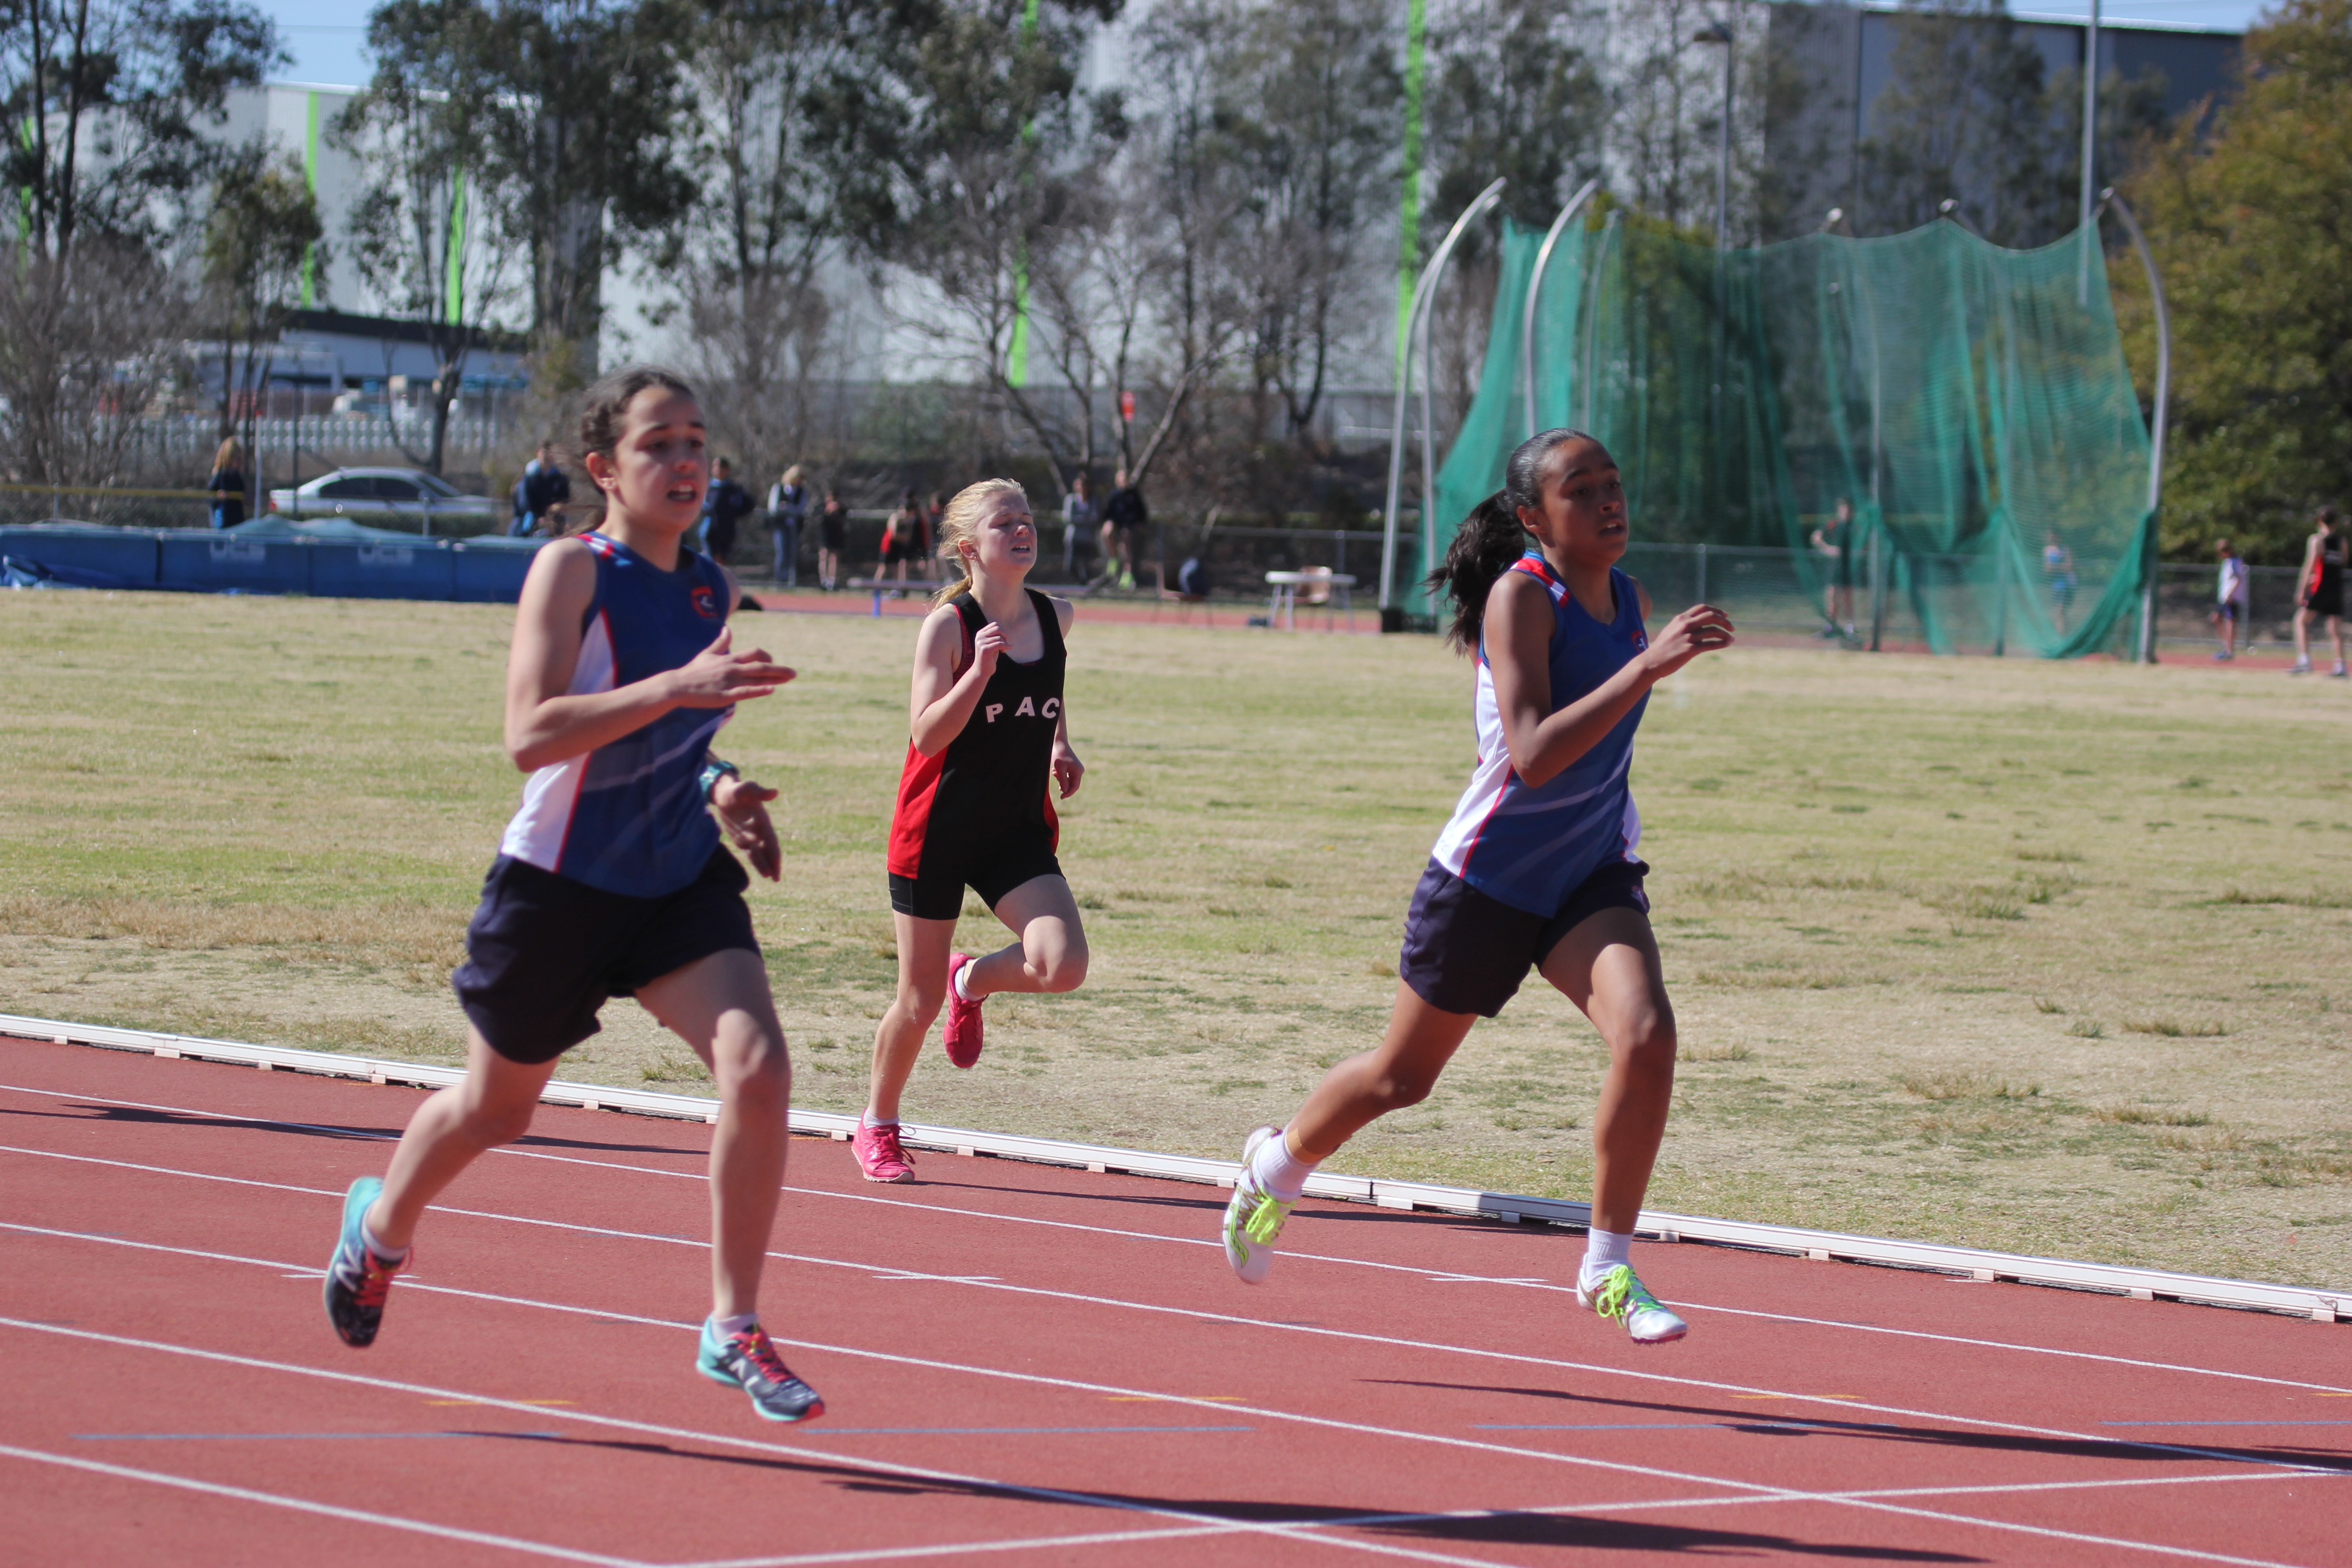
[886, 590, 1067, 918]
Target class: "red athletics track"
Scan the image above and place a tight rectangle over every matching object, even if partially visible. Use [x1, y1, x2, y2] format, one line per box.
[3, 1035, 2346, 1568]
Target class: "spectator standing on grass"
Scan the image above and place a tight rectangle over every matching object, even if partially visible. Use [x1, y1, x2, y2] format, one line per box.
[702, 458, 755, 564]
[1101, 468, 1147, 590]
[1809, 497, 1857, 640]
[1061, 472, 1097, 583]
[321, 365, 823, 1426]
[206, 438, 247, 530]
[2213, 539, 2250, 661]
[883, 488, 928, 591]
[816, 488, 848, 592]
[766, 465, 809, 588]
[513, 443, 571, 538]
[2289, 506, 2347, 678]
[2044, 529, 2077, 637]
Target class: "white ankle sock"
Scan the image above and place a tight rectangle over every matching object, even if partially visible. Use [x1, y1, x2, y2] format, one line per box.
[1249, 1130, 1316, 1202]
[862, 1112, 898, 1129]
[710, 1312, 758, 1338]
[953, 960, 980, 1004]
[1581, 1227, 1633, 1286]
[358, 1217, 409, 1266]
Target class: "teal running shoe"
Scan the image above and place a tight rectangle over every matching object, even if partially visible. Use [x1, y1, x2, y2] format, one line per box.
[1220, 1126, 1294, 1284]
[697, 1320, 825, 1423]
[323, 1176, 402, 1348]
[1577, 1263, 1689, 1345]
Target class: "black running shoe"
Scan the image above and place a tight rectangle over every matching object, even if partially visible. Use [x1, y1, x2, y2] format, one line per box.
[696, 1320, 825, 1423]
[323, 1176, 403, 1348]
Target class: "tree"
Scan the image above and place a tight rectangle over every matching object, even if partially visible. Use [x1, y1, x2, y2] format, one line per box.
[1224, 0, 1397, 444]
[660, 0, 919, 482]
[340, 0, 520, 473]
[2118, 0, 2352, 560]
[0, 0, 282, 260]
[201, 147, 323, 476]
[0, 240, 182, 485]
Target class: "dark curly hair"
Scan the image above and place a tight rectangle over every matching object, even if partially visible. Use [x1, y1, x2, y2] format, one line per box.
[1427, 426, 1593, 652]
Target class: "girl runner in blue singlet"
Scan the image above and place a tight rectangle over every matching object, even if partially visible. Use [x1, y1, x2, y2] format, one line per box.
[1219, 428, 1733, 1345]
[322, 368, 826, 1423]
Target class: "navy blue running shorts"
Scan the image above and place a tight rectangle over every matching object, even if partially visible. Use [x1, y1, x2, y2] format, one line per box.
[1397, 857, 1651, 1019]
[452, 849, 760, 1065]
[889, 837, 1063, 922]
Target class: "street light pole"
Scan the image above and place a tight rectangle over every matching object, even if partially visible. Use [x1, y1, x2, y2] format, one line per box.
[2078, 0, 2102, 303]
[1693, 20, 1733, 249]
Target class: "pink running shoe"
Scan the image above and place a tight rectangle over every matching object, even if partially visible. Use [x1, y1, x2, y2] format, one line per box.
[852, 1120, 915, 1183]
[942, 952, 985, 1068]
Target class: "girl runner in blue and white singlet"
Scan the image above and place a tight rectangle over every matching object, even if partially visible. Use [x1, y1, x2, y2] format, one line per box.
[321, 367, 826, 1423]
[1219, 428, 1734, 1345]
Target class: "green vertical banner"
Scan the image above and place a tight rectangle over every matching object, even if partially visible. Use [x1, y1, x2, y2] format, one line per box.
[301, 92, 321, 307]
[1396, 0, 1426, 371]
[444, 170, 467, 325]
[1005, 0, 1043, 391]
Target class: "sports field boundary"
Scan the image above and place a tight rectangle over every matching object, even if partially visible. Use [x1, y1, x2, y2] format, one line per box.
[5, 1009, 2343, 1327]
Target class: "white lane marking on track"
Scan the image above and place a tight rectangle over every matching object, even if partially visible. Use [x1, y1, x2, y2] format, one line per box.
[5, 1078, 2344, 1401]
[0, 1312, 1676, 1568]
[6, 1226, 2341, 1505]
[0, 1441, 648, 1567]
[0, 1305, 2330, 1568]
[4, 1147, 2342, 1476]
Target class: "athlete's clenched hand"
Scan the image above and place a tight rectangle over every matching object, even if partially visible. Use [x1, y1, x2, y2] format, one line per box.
[711, 774, 783, 880]
[969, 620, 1010, 682]
[1053, 745, 1085, 799]
[671, 626, 796, 707]
[1638, 604, 1734, 682]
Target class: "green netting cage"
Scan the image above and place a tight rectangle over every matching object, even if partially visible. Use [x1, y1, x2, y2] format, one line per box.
[1404, 211, 2159, 659]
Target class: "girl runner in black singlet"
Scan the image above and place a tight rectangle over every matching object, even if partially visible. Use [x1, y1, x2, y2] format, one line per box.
[856, 479, 1088, 1181]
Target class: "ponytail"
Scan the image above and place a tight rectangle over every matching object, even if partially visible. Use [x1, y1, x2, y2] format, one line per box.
[1426, 426, 1591, 652]
[931, 477, 1029, 606]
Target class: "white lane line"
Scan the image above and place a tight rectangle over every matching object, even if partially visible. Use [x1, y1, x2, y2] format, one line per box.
[0, 1441, 649, 1567]
[4, 1227, 2328, 1501]
[6, 1078, 2344, 1401]
[3, 1150, 2336, 1478]
[1, 1298, 2325, 1568]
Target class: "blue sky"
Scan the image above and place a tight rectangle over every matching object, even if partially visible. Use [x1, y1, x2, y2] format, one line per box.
[265, 0, 2266, 91]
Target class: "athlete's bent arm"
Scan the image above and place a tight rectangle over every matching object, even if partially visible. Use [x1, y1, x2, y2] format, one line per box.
[1488, 575, 1730, 789]
[502, 539, 795, 772]
[1049, 598, 1083, 797]
[907, 604, 1005, 756]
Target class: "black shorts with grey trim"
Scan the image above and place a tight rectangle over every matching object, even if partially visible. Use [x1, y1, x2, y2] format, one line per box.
[889, 836, 1063, 922]
[1397, 857, 1651, 1019]
[451, 848, 758, 1066]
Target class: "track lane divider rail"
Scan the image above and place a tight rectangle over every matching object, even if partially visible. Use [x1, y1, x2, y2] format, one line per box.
[5, 1010, 2343, 1325]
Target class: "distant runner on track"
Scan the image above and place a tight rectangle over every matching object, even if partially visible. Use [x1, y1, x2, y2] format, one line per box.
[322, 367, 825, 1424]
[1218, 428, 1734, 1346]
[855, 480, 1089, 1184]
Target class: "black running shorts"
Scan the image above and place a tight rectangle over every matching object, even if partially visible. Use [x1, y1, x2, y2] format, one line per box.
[452, 849, 759, 1065]
[1397, 857, 1651, 1019]
[889, 837, 1063, 922]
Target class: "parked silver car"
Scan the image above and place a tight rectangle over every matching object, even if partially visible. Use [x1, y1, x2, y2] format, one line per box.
[266, 468, 500, 535]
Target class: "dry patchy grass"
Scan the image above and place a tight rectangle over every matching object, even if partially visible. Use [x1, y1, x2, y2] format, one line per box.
[4, 591, 2351, 1288]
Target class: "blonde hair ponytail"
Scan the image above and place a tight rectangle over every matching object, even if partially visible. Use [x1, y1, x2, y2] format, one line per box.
[932, 478, 1030, 606]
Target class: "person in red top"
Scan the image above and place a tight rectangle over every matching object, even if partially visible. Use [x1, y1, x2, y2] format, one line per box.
[855, 478, 1089, 1182]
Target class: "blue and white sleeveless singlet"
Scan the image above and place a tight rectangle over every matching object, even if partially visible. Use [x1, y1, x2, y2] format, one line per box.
[1428, 555, 1649, 915]
[499, 533, 733, 897]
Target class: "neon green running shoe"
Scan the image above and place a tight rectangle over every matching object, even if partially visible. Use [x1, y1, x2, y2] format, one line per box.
[1220, 1126, 1293, 1284]
[1577, 1264, 1688, 1345]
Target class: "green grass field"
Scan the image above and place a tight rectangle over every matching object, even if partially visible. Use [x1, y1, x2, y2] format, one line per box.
[4, 592, 2348, 1290]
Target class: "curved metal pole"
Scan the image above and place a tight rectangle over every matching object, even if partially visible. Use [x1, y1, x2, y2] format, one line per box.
[2097, 187, 2168, 664]
[1520, 178, 1601, 439]
[1382, 176, 1506, 612]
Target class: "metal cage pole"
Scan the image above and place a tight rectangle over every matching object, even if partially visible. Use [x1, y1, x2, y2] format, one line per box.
[2098, 187, 2168, 664]
[1520, 179, 1601, 440]
[1382, 177, 1506, 614]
